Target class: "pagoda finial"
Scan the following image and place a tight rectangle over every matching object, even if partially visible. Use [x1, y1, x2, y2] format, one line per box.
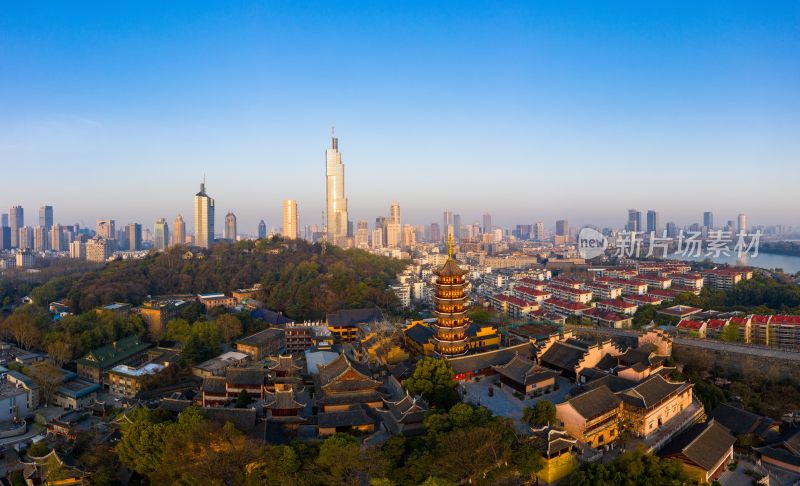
[447, 232, 454, 259]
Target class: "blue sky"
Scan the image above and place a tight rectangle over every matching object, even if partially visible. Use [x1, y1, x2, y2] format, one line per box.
[1, 1, 798, 234]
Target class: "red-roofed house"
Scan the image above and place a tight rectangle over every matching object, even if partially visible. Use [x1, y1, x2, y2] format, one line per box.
[512, 286, 552, 304]
[488, 294, 539, 319]
[623, 294, 663, 307]
[542, 298, 591, 317]
[583, 282, 623, 300]
[582, 308, 633, 329]
[596, 299, 638, 315]
[677, 319, 707, 338]
[704, 319, 729, 338]
[728, 316, 751, 343]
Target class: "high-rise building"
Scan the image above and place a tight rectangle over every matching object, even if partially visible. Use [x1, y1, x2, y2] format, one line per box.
[666, 222, 678, 238]
[737, 214, 747, 234]
[9, 206, 23, 248]
[432, 239, 469, 357]
[513, 224, 531, 240]
[453, 214, 462, 239]
[33, 226, 48, 251]
[18, 226, 34, 250]
[703, 212, 714, 230]
[386, 222, 402, 248]
[1, 213, 7, 227]
[555, 219, 569, 236]
[128, 223, 142, 251]
[389, 202, 401, 225]
[224, 212, 237, 241]
[194, 182, 215, 248]
[627, 209, 641, 232]
[483, 213, 492, 234]
[0, 227, 11, 250]
[646, 210, 660, 234]
[97, 220, 115, 239]
[51, 224, 67, 251]
[355, 220, 369, 249]
[534, 222, 544, 241]
[69, 240, 86, 259]
[173, 215, 186, 246]
[154, 218, 169, 250]
[325, 132, 348, 244]
[371, 228, 384, 249]
[258, 220, 267, 239]
[443, 211, 453, 241]
[39, 205, 53, 230]
[283, 199, 298, 239]
[86, 236, 112, 262]
[429, 223, 441, 243]
[402, 224, 416, 248]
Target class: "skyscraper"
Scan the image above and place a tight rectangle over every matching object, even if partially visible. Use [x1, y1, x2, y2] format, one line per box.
[173, 215, 186, 247]
[483, 213, 492, 234]
[258, 220, 267, 239]
[703, 212, 714, 230]
[737, 214, 747, 234]
[224, 212, 237, 241]
[627, 209, 641, 232]
[555, 219, 569, 236]
[128, 223, 142, 251]
[18, 226, 34, 250]
[534, 221, 544, 241]
[97, 220, 115, 239]
[283, 199, 298, 239]
[1, 213, 7, 228]
[325, 132, 348, 244]
[429, 223, 441, 243]
[194, 181, 215, 248]
[453, 214, 462, 239]
[39, 205, 53, 230]
[9, 206, 23, 248]
[443, 211, 453, 241]
[50, 224, 66, 251]
[389, 202, 401, 225]
[646, 210, 660, 234]
[34, 226, 48, 251]
[154, 218, 169, 250]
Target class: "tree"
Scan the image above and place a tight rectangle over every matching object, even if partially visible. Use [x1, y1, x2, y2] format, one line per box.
[26, 362, 65, 405]
[523, 400, 557, 427]
[1, 312, 41, 350]
[315, 433, 387, 486]
[46, 341, 72, 367]
[165, 318, 192, 345]
[721, 323, 739, 342]
[235, 389, 253, 408]
[568, 447, 688, 485]
[405, 358, 460, 409]
[117, 409, 171, 476]
[216, 314, 243, 343]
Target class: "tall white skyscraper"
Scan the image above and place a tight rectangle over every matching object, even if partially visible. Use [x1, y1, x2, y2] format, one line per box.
[154, 218, 169, 250]
[390, 202, 401, 225]
[737, 213, 747, 234]
[173, 214, 186, 246]
[283, 199, 298, 240]
[325, 132, 348, 244]
[194, 181, 215, 248]
[224, 212, 237, 241]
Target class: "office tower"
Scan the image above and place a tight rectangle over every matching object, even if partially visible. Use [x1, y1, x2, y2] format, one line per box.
[389, 202, 401, 225]
[325, 132, 348, 244]
[97, 220, 115, 239]
[429, 223, 441, 243]
[666, 222, 678, 238]
[33, 226, 48, 251]
[483, 213, 492, 234]
[128, 223, 142, 251]
[555, 219, 569, 236]
[1, 213, 7, 227]
[258, 220, 267, 239]
[513, 224, 530, 240]
[355, 220, 369, 249]
[16, 251, 34, 269]
[9, 206, 23, 247]
[627, 209, 641, 232]
[86, 236, 111, 262]
[0, 227, 10, 250]
[173, 215, 186, 246]
[18, 226, 34, 250]
[194, 181, 215, 248]
[737, 214, 747, 234]
[283, 199, 298, 239]
[533, 222, 544, 241]
[224, 212, 237, 241]
[646, 210, 660, 234]
[386, 222, 402, 248]
[443, 211, 453, 241]
[703, 212, 714, 230]
[453, 214, 462, 239]
[51, 224, 66, 251]
[39, 205, 53, 230]
[154, 218, 169, 250]
[371, 228, 384, 249]
[347, 220, 354, 238]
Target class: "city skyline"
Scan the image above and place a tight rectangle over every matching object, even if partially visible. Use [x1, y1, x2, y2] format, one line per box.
[1, 2, 798, 230]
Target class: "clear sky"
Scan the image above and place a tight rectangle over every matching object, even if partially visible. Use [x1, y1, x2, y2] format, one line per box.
[1, 1, 799, 234]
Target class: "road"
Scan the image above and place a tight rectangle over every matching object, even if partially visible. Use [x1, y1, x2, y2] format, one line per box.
[564, 325, 800, 362]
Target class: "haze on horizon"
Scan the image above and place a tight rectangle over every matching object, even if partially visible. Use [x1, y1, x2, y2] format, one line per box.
[1, 1, 799, 234]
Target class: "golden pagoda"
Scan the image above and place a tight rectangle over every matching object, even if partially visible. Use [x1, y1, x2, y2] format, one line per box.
[432, 234, 470, 357]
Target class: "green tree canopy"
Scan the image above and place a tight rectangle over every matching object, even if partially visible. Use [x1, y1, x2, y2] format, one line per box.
[405, 358, 460, 409]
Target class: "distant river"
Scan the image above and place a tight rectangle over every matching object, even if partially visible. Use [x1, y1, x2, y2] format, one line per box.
[665, 251, 800, 274]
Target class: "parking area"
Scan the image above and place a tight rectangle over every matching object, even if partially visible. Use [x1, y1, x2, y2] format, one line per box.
[460, 374, 574, 433]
